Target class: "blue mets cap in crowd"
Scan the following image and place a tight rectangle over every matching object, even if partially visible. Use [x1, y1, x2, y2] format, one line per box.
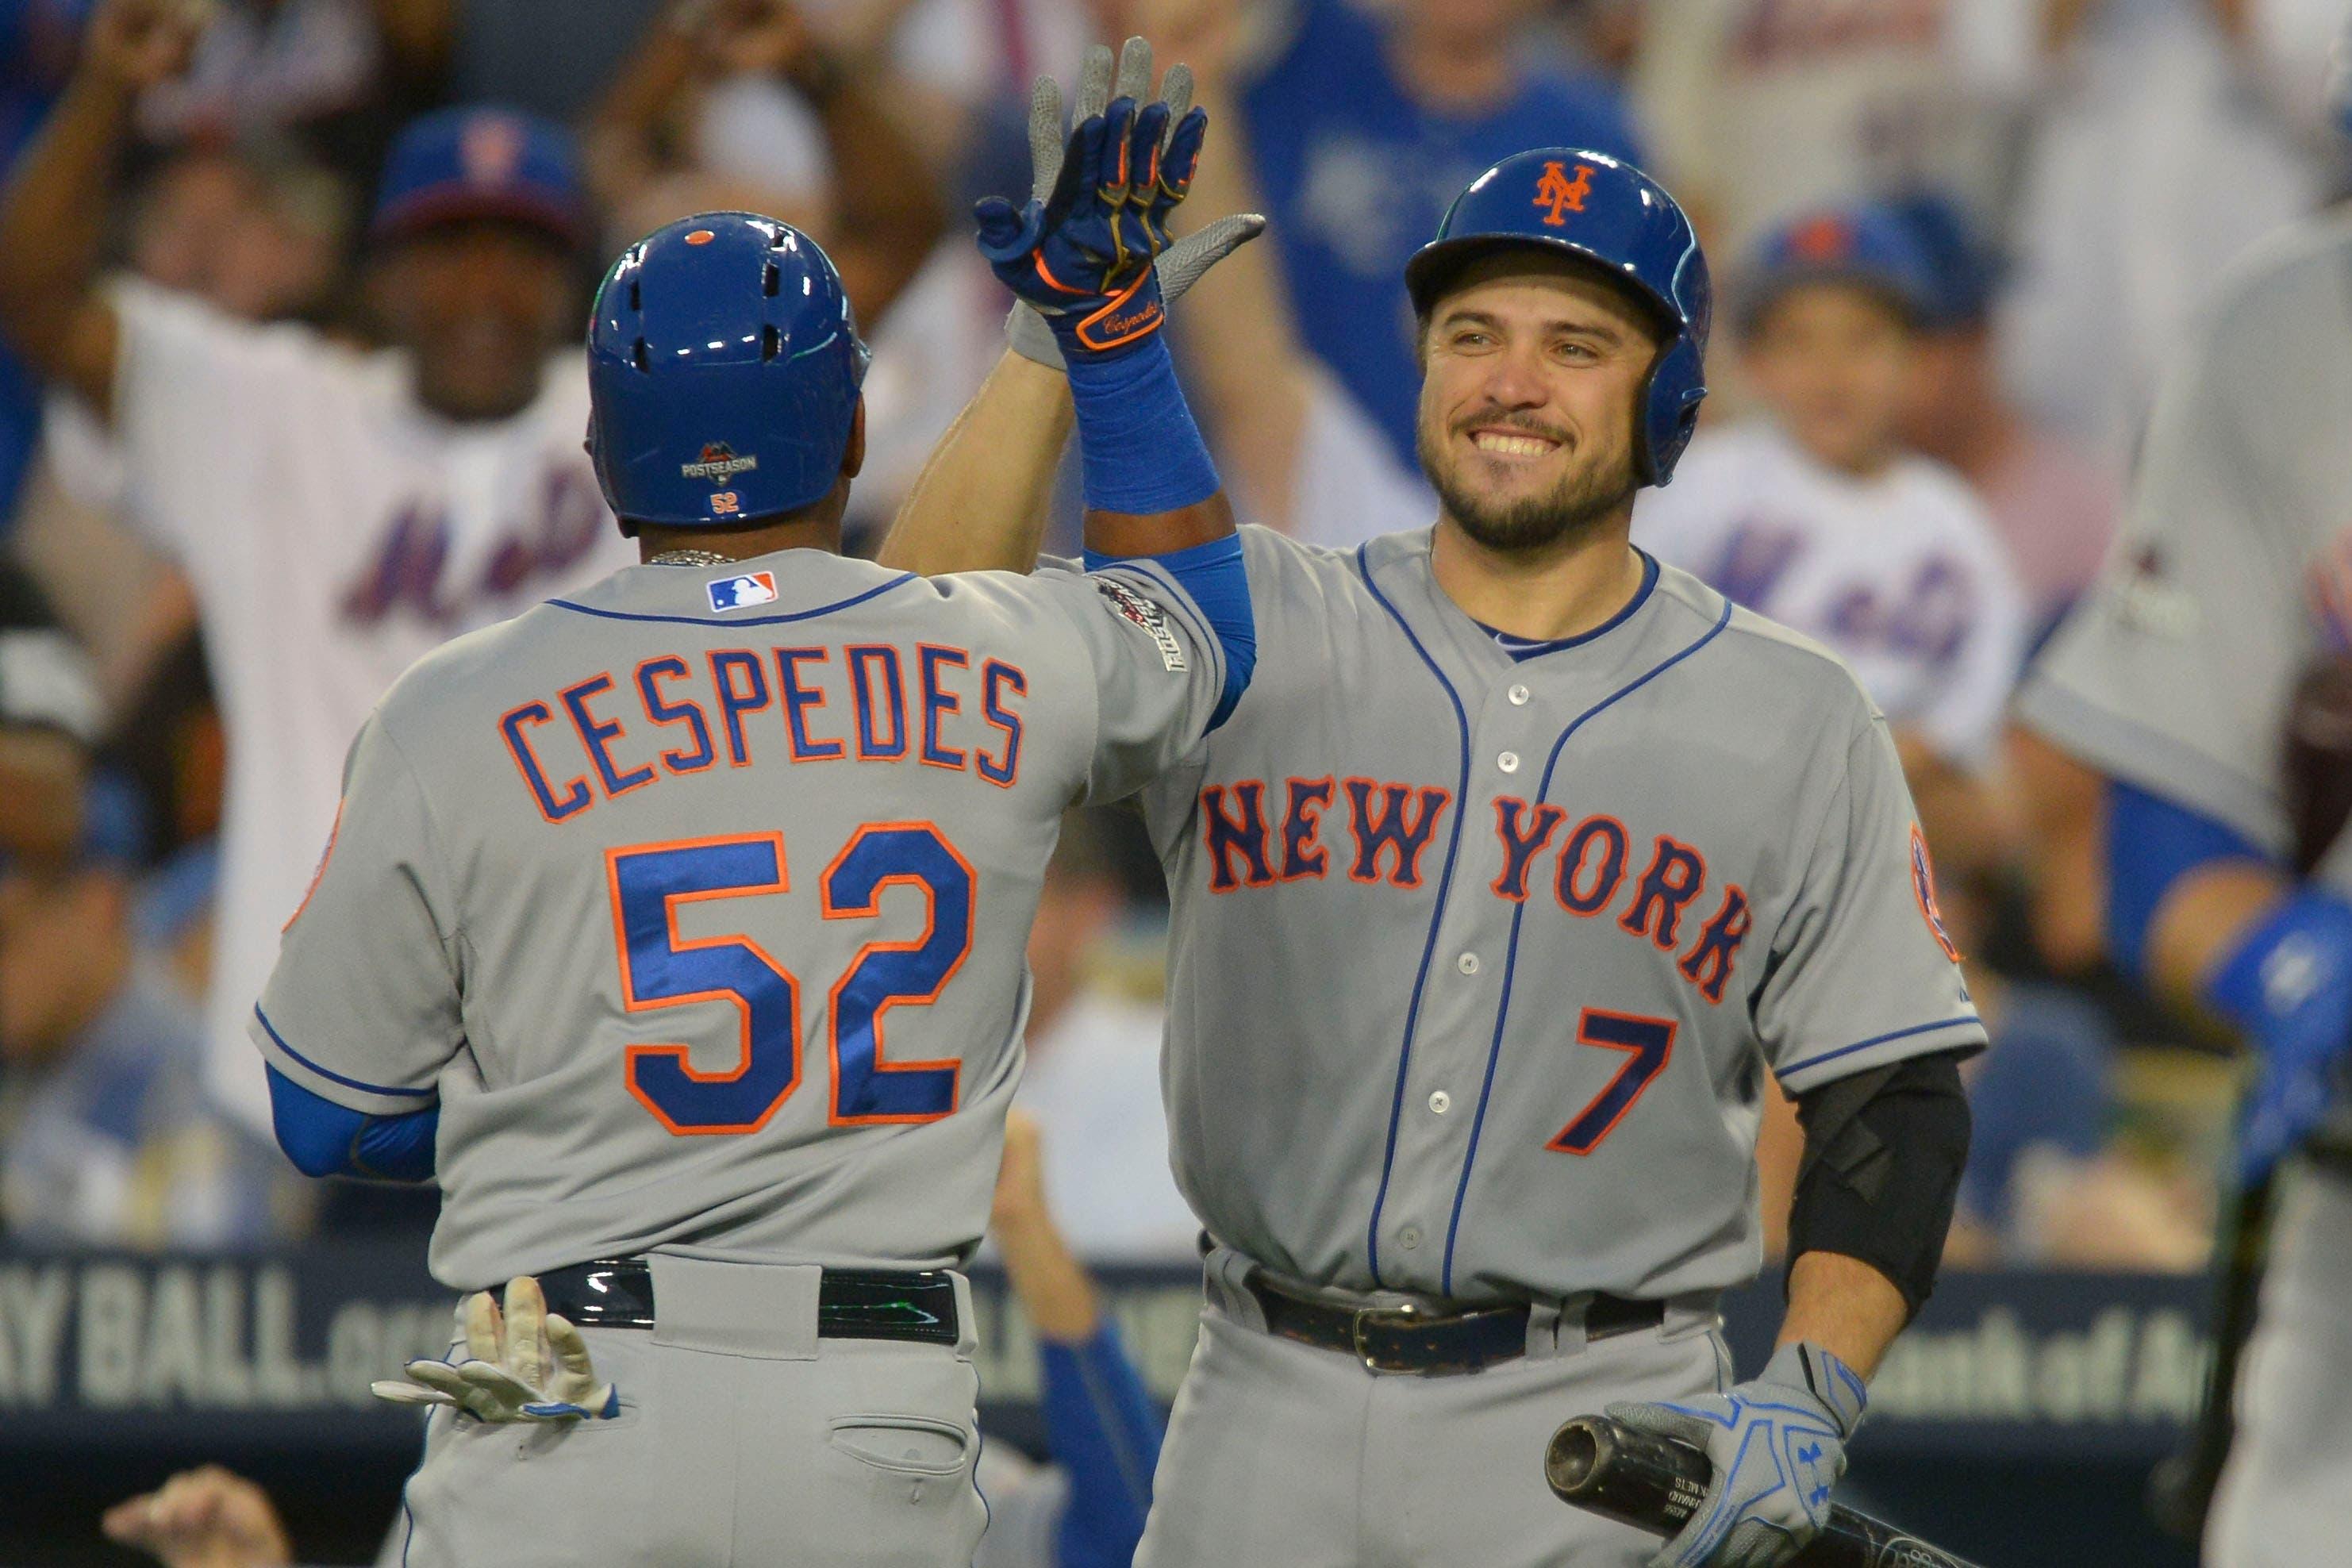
[370, 106, 590, 248]
[1737, 203, 1941, 333]
[1881, 192, 2005, 329]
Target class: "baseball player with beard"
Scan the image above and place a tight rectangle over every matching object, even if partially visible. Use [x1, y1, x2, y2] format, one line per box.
[885, 141, 1980, 1568]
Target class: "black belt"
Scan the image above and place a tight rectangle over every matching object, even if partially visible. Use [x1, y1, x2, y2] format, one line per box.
[1248, 1274, 1663, 1375]
[528, 1259, 960, 1347]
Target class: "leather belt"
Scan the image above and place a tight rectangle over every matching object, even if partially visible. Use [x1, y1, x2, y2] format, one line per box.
[525, 1259, 960, 1347]
[1248, 1274, 1663, 1375]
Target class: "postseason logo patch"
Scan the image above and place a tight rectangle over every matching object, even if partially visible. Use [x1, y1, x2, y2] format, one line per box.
[1097, 578, 1186, 671]
[708, 571, 778, 613]
[681, 443, 759, 482]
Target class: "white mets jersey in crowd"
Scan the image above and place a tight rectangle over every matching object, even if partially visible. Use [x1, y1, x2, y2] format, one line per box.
[98, 279, 636, 1134]
[1635, 421, 2028, 771]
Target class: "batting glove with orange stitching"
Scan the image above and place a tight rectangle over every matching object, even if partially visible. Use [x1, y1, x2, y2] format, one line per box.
[974, 74, 1208, 360]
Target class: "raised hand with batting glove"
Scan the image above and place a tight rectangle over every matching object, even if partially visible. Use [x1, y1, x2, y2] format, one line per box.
[1607, 1341, 1869, 1568]
[976, 37, 1215, 362]
[373, 1275, 618, 1424]
[993, 37, 1264, 371]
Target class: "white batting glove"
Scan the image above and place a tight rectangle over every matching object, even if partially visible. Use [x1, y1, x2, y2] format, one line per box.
[372, 1276, 620, 1423]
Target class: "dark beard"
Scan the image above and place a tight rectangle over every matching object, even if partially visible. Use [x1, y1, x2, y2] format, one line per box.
[1417, 424, 1638, 554]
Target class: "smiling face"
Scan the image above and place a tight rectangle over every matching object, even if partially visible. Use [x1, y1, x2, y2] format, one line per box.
[367, 218, 578, 422]
[1414, 250, 1662, 555]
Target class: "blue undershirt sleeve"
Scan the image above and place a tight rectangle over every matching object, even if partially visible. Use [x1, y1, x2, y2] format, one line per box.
[2104, 778, 2272, 979]
[266, 1064, 439, 1182]
[1086, 534, 1257, 730]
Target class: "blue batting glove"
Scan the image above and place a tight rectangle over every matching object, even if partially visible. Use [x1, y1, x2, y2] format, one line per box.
[974, 86, 1208, 360]
[1607, 1342, 1867, 1568]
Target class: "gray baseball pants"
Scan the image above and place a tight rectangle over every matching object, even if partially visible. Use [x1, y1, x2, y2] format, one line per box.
[2208, 1165, 2352, 1568]
[1136, 1247, 1731, 1568]
[391, 1256, 986, 1567]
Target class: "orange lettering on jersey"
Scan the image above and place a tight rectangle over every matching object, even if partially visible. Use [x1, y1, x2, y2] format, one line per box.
[1533, 162, 1595, 227]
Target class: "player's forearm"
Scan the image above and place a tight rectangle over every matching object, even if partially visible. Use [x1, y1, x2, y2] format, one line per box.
[0, 67, 129, 397]
[581, 7, 698, 209]
[804, 57, 946, 327]
[994, 1209, 1102, 1343]
[874, 349, 1072, 575]
[1069, 337, 1236, 559]
[2150, 862, 2292, 1009]
[1775, 1250, 1908, 1380]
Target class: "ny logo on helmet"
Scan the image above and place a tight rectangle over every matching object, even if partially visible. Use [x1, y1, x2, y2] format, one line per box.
[1534, 162, 1596, 227]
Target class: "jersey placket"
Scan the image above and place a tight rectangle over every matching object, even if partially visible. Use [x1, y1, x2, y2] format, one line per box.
[1362, 667, 1551, 1294]
[1432, 600, 1735, 1296]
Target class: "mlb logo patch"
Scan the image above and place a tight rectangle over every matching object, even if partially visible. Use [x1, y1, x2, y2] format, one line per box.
[708, 571, 778, 613]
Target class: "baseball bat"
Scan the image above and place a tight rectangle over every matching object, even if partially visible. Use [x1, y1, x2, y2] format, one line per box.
[2146, 651, 2352, 1540]
[1545, 1416, 1989, 1568]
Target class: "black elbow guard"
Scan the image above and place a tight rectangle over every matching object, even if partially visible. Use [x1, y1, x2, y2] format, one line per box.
[1785, 1048, 1974, 1317]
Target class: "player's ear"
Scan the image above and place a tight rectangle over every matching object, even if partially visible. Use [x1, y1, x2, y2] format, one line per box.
[840, 398, 867, 481]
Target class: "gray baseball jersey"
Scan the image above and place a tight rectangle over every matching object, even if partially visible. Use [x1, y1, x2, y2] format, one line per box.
[252, 548, 1228, 1289]
[2017, 211, 2352, 1568]
[2021, 209, 2352, 874]
[1137, 528, 1983, 1305]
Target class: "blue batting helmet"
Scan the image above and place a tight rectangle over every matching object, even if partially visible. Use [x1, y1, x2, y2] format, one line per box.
[587, 213, 870, 528]
[1405, 149, 1711, 486]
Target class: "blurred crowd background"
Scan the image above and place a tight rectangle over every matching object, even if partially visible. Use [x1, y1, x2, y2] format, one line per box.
[3, 0, 2347, 1430]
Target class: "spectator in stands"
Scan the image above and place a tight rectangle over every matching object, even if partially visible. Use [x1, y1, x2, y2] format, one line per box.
[14, 138, 355, 709]
[0, 754, 295, 1250]
[0, 0, 641, 1139]
[584, 0, 944, 327]
[129, 0, 452, 179]
[1627, 0, 2047, 255]
[0, 565, 102, 863]
[127, 139, 355, 328]
[1892, 192, 2122, 657]
[0, 0, 93, 539]
[2000, 0, 2338, 459]
[1125, 0, 1432, 548]
[1223, 0, 1642, 472]
[1634, 204, 2028, 885]
[1013, 813, 1197, 1260]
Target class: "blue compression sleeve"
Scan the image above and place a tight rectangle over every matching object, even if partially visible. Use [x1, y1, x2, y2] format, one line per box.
[1086, 534, 1257, 730]
[2104, 778, 2270, 979]
[1038, 1321, 1165, 1568]
[266, 1065, 439, 1182]
[1066, 334, 1220, 517]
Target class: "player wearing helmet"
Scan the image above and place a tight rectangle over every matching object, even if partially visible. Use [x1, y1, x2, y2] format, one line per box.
[253, 48, 1266, 1563]
[884, 143, 1978, 1568]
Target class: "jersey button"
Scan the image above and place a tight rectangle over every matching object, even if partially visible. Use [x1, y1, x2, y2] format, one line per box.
[1498, 751, 1520, 774]
[1398, 1227, 1422, 1250]
[1428, 1090, 1451, 1115]
[1456, 952, 1480, 975]
[1508, 684, 1531, 705]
